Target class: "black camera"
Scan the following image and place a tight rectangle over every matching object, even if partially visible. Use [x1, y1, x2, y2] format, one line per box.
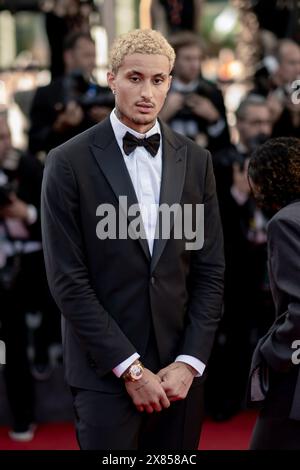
[179, 79, 215, 117]
[62, 70, 115, 112]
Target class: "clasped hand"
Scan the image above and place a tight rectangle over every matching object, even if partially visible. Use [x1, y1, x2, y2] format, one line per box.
[125, 362, 197, 414]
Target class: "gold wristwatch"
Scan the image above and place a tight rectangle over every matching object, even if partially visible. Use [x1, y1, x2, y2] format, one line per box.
[122, 360, 144, 382]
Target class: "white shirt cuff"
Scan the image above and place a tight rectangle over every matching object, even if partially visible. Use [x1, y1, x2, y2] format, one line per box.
[175, 355, 206, 377]
[112, 353, 140, 378]
[26, 204, 38, 225]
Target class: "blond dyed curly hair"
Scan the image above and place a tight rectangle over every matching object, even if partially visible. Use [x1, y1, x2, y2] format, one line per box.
[109, 29, 176, 74]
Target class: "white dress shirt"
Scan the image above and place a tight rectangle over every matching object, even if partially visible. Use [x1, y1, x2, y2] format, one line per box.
[109, 110, 205, 378]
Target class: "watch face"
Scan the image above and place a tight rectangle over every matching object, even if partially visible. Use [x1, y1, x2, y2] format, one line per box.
[131, 364, 143, 380]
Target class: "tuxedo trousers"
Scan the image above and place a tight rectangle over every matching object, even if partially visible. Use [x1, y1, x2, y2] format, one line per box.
[70, 329, 204, 450]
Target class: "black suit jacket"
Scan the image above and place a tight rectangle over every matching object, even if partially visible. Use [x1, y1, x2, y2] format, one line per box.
[248, 200, 300, 419]
[41, 117, 224, 392]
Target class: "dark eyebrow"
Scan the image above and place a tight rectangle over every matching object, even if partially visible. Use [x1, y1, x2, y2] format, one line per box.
[153, 73, 168, 78]
[127, 70, 143, 76]
[126, 70, 168, 78]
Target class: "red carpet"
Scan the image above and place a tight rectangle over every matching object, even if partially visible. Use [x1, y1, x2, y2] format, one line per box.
[0, 411, 257, 450]
[0, 423, 78, 450]
[199, 410, 257, 450]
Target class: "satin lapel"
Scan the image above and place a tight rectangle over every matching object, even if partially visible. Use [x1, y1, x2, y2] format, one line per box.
[89, 119, 151, 262]
[150, 123, 187, 273]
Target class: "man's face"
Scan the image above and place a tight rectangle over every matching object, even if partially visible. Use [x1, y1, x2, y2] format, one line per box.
[174, 45, 202, 83]
[67, 38, 96, 77]
[278, 44, 300, 84]
[0, 117, 12, 165]
[237, 105, 272, 148]
[107, 53, 171, 132]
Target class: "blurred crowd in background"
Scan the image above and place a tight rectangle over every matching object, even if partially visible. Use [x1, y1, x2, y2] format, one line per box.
[1, 0, 300, 440]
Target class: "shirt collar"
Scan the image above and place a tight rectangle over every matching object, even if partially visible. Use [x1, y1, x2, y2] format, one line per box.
[110, 108, 161, 142]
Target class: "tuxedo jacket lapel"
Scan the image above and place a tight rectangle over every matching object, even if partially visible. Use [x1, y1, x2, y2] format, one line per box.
[150, 121, 187, 273]
[90, 118, 151, 262]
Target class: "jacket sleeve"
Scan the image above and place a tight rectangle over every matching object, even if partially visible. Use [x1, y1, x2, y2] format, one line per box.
[41, 148, 137, 377]
[260, 216, 300, 372]
[178, 150, 225, 364]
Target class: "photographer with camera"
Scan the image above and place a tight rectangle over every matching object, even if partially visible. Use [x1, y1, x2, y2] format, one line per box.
[29, 31, 114, 156]
[160, 31, 230, 153]
[253, 40, 300, 138]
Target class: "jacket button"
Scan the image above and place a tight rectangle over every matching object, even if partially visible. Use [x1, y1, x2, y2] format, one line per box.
[150, 276, 156, 285]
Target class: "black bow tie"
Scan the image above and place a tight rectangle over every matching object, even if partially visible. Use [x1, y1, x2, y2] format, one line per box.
[123, 131, 160, 157]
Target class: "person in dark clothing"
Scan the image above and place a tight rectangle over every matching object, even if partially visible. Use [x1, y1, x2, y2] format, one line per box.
[251, 39, 300, 98]
[205, 97, 275, 421]
[250, 40, 300, 139]
[248, 137, 300, 449]
[160, 32, 230, 153]
[0, 112, 57, 441]
[29, 31, 114, 157]
[213, 96, 273, 194]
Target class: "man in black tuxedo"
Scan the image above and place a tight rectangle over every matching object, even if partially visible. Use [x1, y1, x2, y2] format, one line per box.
[41, 29, 224, 450]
